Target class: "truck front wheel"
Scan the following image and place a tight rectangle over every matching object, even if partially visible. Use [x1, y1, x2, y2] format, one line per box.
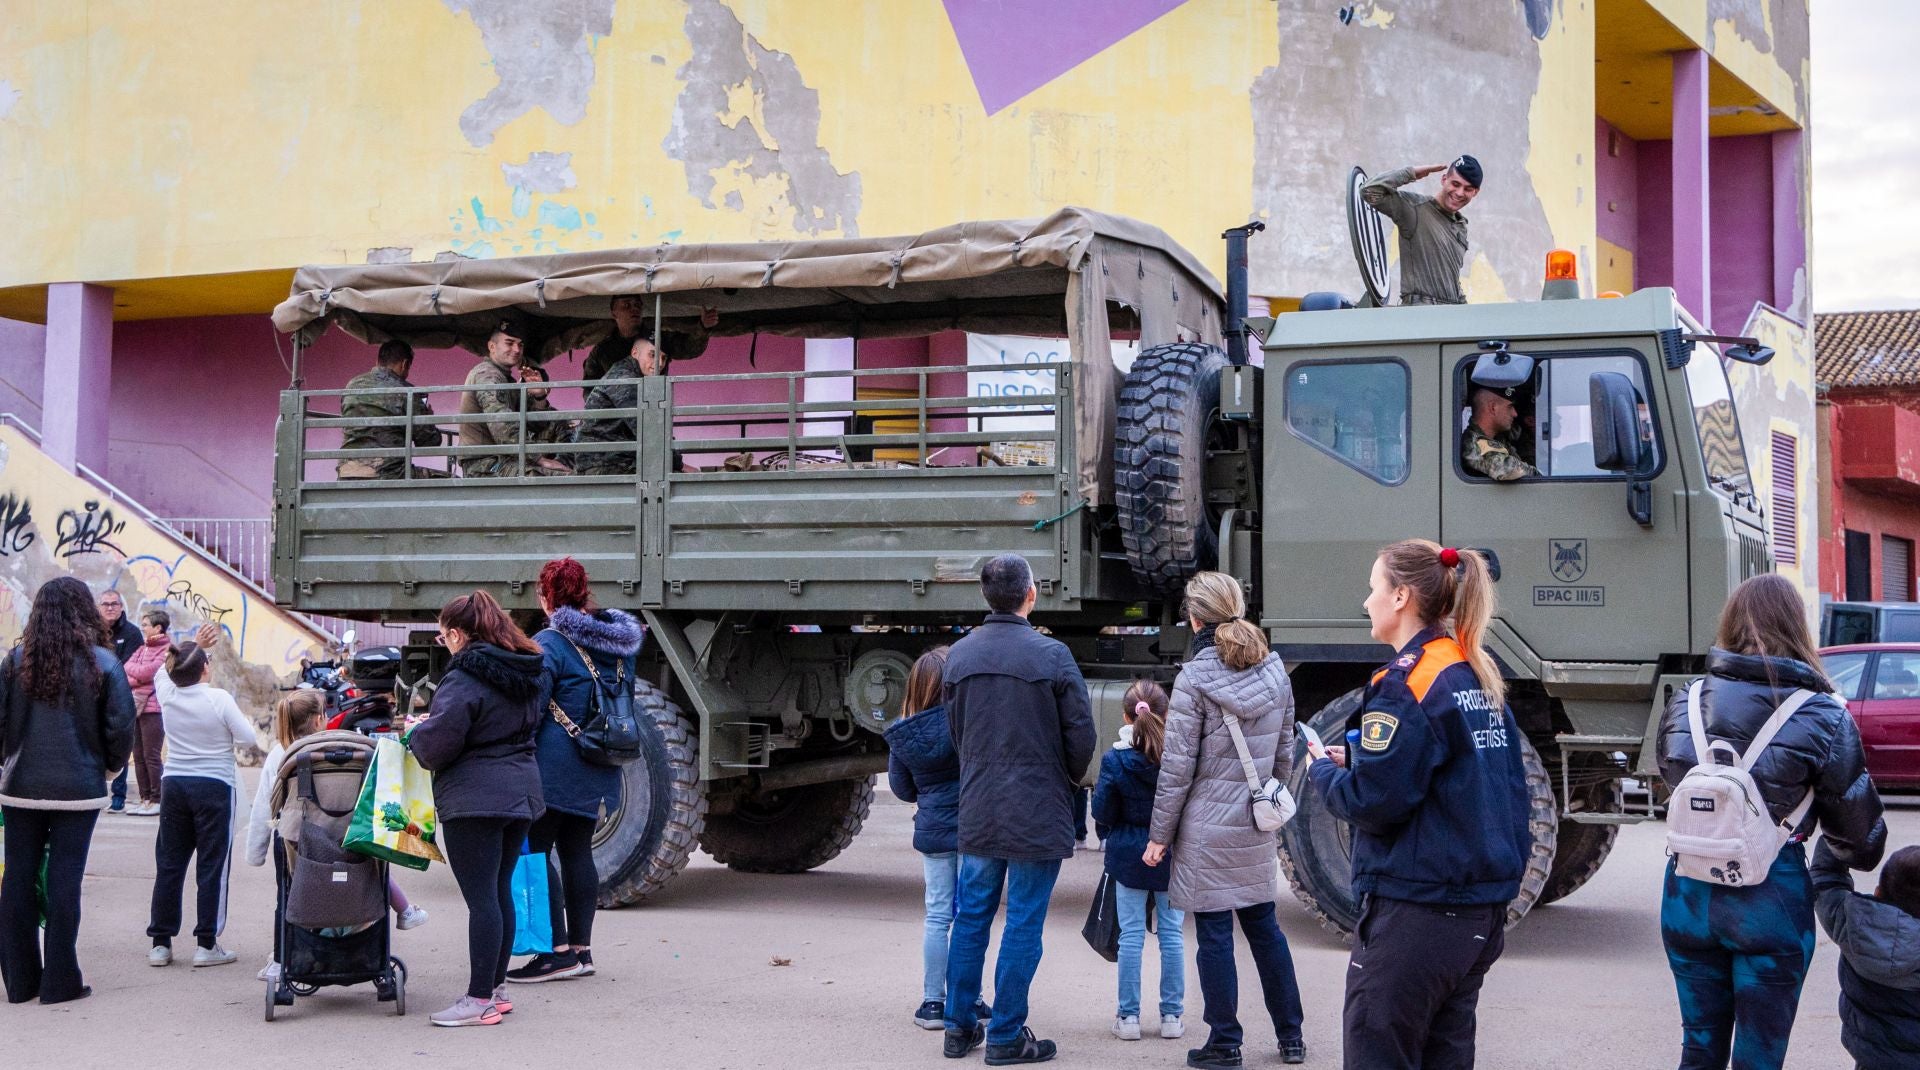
[699, 776, 874, 874]
[1278, 688, 1559, 938]
[593, 681, 707, 907]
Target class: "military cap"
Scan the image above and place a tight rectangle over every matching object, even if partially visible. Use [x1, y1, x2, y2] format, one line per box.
[1451, 154, 1483, 189]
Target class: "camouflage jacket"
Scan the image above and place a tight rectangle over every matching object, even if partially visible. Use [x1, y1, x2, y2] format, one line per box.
[1461, 426, 1536, 481]
[576, 357, 641, 445]
[1361, 167, 1469, 305]
[582, 324, 709, 381]
[337, 366, 439, 478]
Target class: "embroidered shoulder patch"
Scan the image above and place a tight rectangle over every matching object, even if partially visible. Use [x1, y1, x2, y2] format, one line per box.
[1392, 653, 1418, 671]
[1359, 711, 1399, 752]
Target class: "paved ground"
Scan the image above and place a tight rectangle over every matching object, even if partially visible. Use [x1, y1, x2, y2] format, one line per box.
[6, 779, 1916, 1069]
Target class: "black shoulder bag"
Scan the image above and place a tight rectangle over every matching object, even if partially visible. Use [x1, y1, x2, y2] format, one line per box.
[548, 635, 643, 767]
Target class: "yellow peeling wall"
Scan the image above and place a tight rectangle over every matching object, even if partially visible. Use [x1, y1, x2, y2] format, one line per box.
[0, 0, 1810, 307]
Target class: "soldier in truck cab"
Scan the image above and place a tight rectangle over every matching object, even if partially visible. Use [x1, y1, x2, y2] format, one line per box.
[1361, 156, 1482, 306]
[1462, 386, 1536, 481]
[581, 295, 719, 381]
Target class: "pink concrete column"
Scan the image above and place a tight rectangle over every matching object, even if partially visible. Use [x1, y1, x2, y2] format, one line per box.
[1671, 50, 1711, 325]
[41, 282, 114, 472]
[1771, 128, 1807, 317]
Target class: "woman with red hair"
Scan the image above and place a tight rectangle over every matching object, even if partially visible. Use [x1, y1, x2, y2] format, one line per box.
[504, 557, 643, 984]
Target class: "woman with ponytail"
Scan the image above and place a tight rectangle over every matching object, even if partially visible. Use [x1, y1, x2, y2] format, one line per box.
[1145, 572, 1305, 1067]
[1305, 539, 1533, 1069]
[1090, 679, 1185, 1043]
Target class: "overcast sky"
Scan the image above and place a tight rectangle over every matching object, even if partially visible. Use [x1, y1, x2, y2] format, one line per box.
[1812, 0, 1920, 312]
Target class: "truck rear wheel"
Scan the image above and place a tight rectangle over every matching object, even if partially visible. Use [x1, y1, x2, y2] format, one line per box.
[1537, 773, 1623, 907]
[699, 776, 874, 874]
[1114, 342, 1232, 593]
[1278, 688, 1559, 938]
[593, 682, 706, 907]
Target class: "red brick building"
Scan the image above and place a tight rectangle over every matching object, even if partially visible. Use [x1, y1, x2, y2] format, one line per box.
[1818, 310, 1920, 601]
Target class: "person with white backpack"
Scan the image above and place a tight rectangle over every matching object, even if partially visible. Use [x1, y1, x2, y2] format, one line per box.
[1657, 574, 1887, 1070]
[1145, 571, 1305, 1069]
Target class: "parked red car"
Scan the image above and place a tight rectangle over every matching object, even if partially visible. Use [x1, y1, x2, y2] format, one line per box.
[1821, 643, 1920, 790]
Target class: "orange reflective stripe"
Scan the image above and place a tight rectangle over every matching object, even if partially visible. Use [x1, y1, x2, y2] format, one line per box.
[1406, 637, 1465, 702]
[1370, 667, 1389, 686]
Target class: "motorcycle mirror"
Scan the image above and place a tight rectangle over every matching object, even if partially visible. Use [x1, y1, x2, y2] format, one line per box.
[341, 628, 357, 647]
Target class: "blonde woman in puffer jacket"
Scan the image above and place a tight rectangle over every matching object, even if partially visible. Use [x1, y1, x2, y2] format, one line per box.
[1144, 571, 1306, 1068]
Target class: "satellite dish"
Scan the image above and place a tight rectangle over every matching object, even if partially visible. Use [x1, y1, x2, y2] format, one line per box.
[1347, 166, 1393, 308]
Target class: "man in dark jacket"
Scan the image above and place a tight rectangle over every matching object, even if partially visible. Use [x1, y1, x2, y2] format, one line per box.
[1812, 836, 1920, 1070]
[98, 588, 141, 812]
[939, 554, 1094, 1065]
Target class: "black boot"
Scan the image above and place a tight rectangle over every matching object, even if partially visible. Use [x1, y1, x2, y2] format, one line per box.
[984, 1027, 1057, 1066]
[1280, 1034, 1307, 1064]
[1186, 1045, 1243, 1070]
[943, 1023, 984, 1059]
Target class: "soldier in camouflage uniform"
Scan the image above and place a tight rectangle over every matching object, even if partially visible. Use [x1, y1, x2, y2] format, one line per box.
[1361, 156, 1482, 306]
[459, 319, 569, 478]
[572, 337, 658, 476]
[337, 340, 447, 480]
[580, 295, 717, 381]
[1461, 386, 1536, 481]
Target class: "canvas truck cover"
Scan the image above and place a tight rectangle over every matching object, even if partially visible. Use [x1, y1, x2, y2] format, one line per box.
[271, 208, 1225, 503]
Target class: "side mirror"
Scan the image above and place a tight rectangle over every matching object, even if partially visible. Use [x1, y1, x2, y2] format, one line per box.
[1725, 342, 1774, 365]
[1589, 371, 1644, 472]
[1470, 350, 1534, 390]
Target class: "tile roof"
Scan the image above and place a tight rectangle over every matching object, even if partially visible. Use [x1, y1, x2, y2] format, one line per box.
[1817, 309, 1920, 389]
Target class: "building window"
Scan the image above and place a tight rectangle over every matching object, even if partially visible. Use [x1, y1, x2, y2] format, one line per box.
[1769, 431, 1798, 566]
[1846, 530, 1872, 601]
[1884, 535, 1915, 602]
[1285, 360, 1409, 485]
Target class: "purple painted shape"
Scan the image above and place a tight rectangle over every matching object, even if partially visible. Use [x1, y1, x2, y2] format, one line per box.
[1671, 50, 1712, 325]
[1594, 118, 1639, 252]
[1771, 129, 1806, 317]
[1636, 139, 1673, 291]
[1709, 135, 1774, 335]
[42, 283, 113, 473]
[942, 0, 1189, 115]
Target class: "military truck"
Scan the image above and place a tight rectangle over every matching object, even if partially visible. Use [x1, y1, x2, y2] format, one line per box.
[269, 209, 1775, 930]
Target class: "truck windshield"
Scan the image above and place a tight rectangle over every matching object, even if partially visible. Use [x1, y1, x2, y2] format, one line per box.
[1682, 342, 1754, 498]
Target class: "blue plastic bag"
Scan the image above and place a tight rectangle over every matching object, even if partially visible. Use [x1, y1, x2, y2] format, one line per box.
[510, 847, 553, 955]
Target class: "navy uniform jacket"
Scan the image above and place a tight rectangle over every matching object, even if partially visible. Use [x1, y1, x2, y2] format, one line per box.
[1306, 626, 1531, 904]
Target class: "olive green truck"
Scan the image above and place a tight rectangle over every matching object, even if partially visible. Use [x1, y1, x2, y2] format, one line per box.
[270, 210, 1775, 931]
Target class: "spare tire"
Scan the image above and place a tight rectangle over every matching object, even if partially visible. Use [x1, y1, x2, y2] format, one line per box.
[1114, 342, 1232, 593]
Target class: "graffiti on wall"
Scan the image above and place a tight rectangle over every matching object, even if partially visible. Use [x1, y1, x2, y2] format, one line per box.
[0, 426, 326, 743]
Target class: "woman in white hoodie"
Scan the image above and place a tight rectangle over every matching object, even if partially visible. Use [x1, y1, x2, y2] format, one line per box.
[146, 625, 256, 969]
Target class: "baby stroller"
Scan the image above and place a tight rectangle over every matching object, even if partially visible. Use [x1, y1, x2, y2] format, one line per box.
[263, 730, 406, 1020]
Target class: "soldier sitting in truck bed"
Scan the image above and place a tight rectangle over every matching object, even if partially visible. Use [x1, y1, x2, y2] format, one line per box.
[581, 296, 717, 381]
[520, 364, 574, 473]
[460, 319, 570, 478]
[572, 336, 659, 476]
[1462, 385, 1537, 481]
[337, 340, 447, 480]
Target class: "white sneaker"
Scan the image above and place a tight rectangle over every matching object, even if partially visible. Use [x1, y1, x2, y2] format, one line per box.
[397, 905, 429, 930]
[193, 944, 237, 967]
[430, 995, 503, 1027]
[137, 802, 162, 816]
[148, 945, 172, 967]
[1160, 1015, 1185, 1039]
[257, 961, 280, 982]
[1113, 1014, 1141, 1041]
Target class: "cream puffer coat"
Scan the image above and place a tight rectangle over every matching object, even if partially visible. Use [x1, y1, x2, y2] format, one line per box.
[1148, 646, 1294, 914]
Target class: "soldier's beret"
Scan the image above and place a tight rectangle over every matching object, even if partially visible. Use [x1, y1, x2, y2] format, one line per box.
[490, 317, 527, 340]
[1451, 155, 1483, 189]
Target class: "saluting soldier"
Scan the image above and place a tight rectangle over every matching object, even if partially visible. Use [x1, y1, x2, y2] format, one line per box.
[1361, 156, 1483, 307]
[1306, 541, 1533, 1070]
[337, 340, 446, 480]
[1461, 386, 1536, 481]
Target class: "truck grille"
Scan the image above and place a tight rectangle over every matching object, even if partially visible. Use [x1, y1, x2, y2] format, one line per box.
[1738, 530, 1772, 580]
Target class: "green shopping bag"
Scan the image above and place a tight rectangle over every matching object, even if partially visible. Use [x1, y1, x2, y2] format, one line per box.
[342, 736, 445, 871]
[0, 811, 53, 927]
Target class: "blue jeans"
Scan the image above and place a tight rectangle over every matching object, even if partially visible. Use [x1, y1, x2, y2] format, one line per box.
[110, 768, 127, 808]
[1195, 901, 1305, 1049]
[944, 854, 1062, 1044]
[921, 852, 959, 1002]
[1115, 881, 1184, 1018]
[1661, 842, 1815, 1070]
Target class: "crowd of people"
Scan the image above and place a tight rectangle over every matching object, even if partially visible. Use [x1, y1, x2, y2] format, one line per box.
[337, 299, 718, 482]
[2, 545, 1917, 1067]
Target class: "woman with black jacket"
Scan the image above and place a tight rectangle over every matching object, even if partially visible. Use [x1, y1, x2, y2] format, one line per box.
[507, 557, 642, 984]
[408, 590, 548, 1028]
[0, 576, 137, 1004]
[1657, 574, 1888, 1069]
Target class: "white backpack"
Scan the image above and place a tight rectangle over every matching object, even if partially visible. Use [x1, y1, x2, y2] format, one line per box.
[1665, 680, 1815, 887]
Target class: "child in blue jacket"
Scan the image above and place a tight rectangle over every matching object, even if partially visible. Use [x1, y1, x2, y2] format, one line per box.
[1091, 679, 1185, 1041]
